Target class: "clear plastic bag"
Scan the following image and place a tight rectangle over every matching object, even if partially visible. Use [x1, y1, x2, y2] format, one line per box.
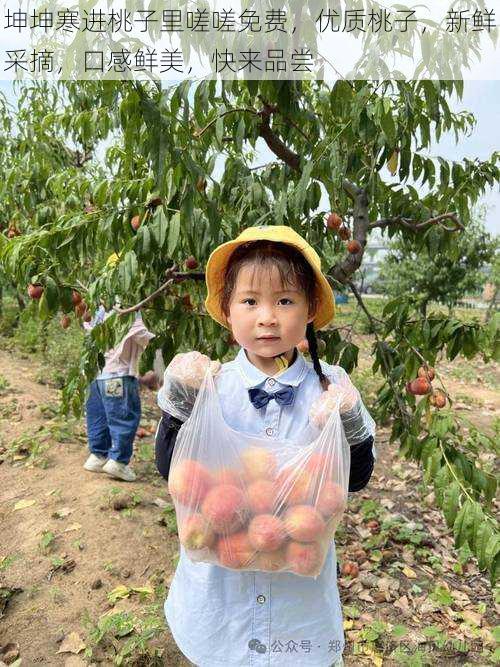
[168, 366, 351, 578]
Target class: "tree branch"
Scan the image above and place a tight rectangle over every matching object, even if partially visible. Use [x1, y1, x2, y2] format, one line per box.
[258, 101, 301, 170]
[327, 179, 370, 285]
[369, 212, 464, 232]
[347, 281, 411, 427]
[194, 108, 259, 139]
[112, 268, 206, 315]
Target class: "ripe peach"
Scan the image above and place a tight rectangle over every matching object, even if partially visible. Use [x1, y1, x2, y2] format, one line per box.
[248, 515, 286, 552]
[71, 290, 82, 305]
[130, 214, 141, 231]
[75, 301, 86, 317]
[407, 377, 432, 396]
[241, 447, 277, 483]
[305, 452, 333, 476]
[168, 459, 213, 508]
[316, 481, 345, 518]
[254, 548, 287, 571]
[276, 468, 314, 506]
[338, 226, 351, 241]
[28, 284, 43, 300]
[216, 531, 255, 569]
[326, 212, 342, 230]
[347, 240, 361, 254]
[201, 484, 248, 533]
[430, 389, 447, 409]
[185, 256, 199, 270]
[284, 505, 326, 543]
[180, 513, 215, 550]
[60, 314, 71, 330]
[285, 541, 323, 576]
[246, 479, 277, 515]
[212, 467, 244, 488]
[418, 365, 435, 381]
[296, 339, 309, 354]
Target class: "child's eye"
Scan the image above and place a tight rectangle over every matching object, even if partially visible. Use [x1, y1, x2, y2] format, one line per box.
[242, 298, 256, 305]
[279, 298, 293, 305]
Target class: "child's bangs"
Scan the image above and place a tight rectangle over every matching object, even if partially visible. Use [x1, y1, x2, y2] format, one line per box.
[245, 255, 305, 293]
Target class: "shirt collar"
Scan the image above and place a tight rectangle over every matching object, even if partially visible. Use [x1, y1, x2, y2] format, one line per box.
[235, 347, 308, 389]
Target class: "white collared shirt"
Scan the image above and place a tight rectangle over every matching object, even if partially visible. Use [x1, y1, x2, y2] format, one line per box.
[164, 348, 376, 666]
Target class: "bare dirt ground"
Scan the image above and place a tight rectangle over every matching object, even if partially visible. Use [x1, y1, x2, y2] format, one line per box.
[0, 343, 498, 666]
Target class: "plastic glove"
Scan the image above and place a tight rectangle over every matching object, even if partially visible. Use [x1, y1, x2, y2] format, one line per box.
[157, 351, 221, 422]
[309, 375, 375, 444]
[167, 351, 221, 390]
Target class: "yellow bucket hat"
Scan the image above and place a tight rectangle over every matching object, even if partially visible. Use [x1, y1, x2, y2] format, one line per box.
[204, 226, 335, 331]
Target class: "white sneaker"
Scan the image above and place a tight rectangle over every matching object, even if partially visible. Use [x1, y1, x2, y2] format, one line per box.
[102, 458, 137, 482]
[84, 453, 107, 472]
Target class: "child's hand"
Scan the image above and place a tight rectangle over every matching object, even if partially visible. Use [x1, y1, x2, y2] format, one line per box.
[167, 351, 221, 390]
[309, 377, 360, 429]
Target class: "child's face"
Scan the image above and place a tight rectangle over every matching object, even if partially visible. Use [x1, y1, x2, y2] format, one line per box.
[227, 264, 315, 361]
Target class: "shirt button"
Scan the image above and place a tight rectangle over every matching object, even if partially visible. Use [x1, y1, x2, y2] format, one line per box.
[265, 427, 274, 437]
[257, 594, 266, 604]
[267, 378, 276, 386]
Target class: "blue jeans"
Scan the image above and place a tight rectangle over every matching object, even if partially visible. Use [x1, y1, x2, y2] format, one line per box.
[85, 377, 141, 465]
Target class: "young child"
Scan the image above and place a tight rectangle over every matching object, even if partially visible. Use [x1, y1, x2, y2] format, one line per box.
[155, 226, 376, 666]
[83, 303, 155, 482]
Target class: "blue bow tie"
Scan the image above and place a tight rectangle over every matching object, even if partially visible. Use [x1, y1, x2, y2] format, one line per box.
[248, 386, 295, 409]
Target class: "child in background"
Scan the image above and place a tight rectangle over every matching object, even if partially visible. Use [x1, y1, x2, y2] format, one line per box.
[83, 302, 154, 482]
[156, 226, 376, 666]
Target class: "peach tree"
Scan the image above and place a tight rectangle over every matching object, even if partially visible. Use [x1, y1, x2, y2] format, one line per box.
[0, 80, 499, 582]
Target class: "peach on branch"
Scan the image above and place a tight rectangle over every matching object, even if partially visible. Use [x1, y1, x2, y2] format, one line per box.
[60, 314, 71, 329]
[326, 212, 342, 230]
[71, 290, 82, 305]
[284, 505, 326, 543]
[241, 447, 277, 483]
[406, 377, 432, 396]
[417, 365, 435, 381]
[28, 284, 43, 300]
[130, 214, 141, 231]
[429, 389, 447, 408]
[168, 459, 213, 508]
[201, 484, 248, 533]
[216, 531, 255, 569]
[285, 541, 323, 576]
[247, 514, 286, 552]
[185, 256, 199, 270]
[347, 240, 361, 254]
[74, 301, 87, 317]
[246, 479, 277, 515]
[338, 226, 351, 241]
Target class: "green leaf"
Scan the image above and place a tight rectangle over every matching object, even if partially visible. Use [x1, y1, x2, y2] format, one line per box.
[167, 212, 181, 256]
[442, 481, 460, 527]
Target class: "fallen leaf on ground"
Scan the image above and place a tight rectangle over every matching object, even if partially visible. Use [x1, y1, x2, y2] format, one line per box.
[13, 499, 35, 510]
[56, 632, 85, 655]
